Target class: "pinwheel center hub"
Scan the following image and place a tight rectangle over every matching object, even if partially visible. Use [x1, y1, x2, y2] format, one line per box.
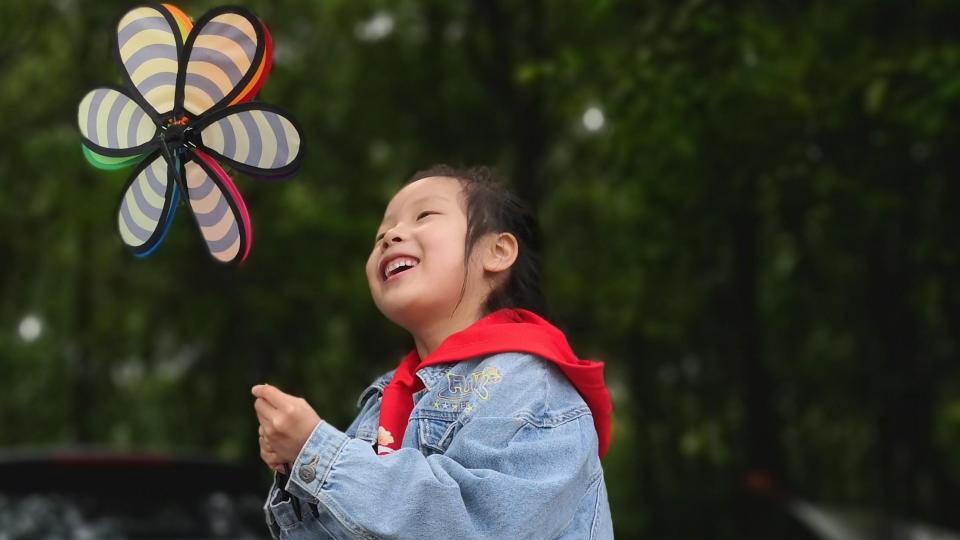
[160, 115, 195, 147]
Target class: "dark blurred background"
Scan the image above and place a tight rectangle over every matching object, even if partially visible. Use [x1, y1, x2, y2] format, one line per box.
[2, 0, 960, 538]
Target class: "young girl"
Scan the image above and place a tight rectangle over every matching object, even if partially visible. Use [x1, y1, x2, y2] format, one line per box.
[252, 165, 613, 539]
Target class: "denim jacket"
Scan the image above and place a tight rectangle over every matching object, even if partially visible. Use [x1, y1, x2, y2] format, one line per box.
[263, 352, 614, 539]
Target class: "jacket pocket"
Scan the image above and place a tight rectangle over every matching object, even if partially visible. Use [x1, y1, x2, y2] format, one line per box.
[414, 410, 461, 456]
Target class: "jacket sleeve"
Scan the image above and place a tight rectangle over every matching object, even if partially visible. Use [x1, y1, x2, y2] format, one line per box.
[277, 412, 599, 539]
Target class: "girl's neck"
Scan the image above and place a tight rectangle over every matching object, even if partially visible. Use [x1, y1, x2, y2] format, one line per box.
[411, 306, 485, 360]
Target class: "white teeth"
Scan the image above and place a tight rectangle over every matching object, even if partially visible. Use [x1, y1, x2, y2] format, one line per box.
[383, 257, 419, 279]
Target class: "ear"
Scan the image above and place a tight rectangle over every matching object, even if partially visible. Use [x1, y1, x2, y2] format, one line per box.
[481, 232, 519, 274]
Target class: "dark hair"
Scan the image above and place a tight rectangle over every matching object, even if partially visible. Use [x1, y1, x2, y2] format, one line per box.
[406, 164, 547, 316]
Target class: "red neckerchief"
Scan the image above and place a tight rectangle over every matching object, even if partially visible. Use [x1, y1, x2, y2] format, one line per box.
[376, 309, 612, 457]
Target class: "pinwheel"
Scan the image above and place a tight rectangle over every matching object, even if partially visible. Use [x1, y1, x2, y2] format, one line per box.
[77, 3, 304, 264]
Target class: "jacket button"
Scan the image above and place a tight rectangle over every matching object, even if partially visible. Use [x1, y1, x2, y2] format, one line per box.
[299, 465, 316, 483]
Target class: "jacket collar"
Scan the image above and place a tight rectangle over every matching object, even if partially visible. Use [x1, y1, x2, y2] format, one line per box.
[416, 363, 456, 390]
[356, 369, 396, 408]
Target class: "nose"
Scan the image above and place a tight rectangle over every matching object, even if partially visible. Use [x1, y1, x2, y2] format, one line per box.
[380, 223, 406, 248]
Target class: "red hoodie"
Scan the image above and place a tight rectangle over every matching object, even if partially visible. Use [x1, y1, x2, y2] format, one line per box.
[378, 308, 613, 458]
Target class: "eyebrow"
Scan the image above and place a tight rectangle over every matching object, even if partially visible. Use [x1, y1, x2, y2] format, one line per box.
[379, 195, 452, 227]
[408, 195, 452, 207]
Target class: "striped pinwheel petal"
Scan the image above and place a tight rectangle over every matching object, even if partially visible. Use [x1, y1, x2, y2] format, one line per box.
[184, 148, 251, 264]
[179, 7, 265, 117]
[78, 87, 156, 156]
[117, 151, 179, 257]
[115, 4, 184, 117]
[195, 103, 303, 178]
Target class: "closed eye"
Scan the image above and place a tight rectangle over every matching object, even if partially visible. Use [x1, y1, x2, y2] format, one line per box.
[417, 211, 438, 221]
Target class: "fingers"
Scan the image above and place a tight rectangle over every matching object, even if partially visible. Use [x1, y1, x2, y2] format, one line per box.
[258, 436, 285, 473]
[254, 397, 276, 425]
[251, 383, 289, 407]
[259, 446, 284, 470]
[259, 432, 274, 453]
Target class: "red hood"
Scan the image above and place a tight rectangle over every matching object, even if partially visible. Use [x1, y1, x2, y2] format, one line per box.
[419, 309, 613, 458]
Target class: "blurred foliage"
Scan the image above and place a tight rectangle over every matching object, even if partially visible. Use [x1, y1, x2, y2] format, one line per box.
[2, 0, 960, 537]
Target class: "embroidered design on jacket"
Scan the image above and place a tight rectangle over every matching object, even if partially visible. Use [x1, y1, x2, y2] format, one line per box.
[377, 426, 396, 454]
[434, 367, 503, 409]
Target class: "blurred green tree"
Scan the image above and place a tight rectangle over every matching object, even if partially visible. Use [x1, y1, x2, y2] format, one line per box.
[1, 0, 959, 537]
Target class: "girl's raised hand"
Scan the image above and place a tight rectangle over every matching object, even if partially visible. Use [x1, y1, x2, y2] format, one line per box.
[252, 384, 323, 468]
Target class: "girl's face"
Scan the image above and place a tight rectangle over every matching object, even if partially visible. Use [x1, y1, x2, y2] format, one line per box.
[366, 176, 482, 330]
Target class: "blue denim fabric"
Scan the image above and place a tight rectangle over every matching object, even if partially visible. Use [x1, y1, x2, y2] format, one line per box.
[263, 352, 614, 539]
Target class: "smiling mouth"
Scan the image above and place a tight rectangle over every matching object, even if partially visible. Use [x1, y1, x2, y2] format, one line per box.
[382, 257, 420, 281]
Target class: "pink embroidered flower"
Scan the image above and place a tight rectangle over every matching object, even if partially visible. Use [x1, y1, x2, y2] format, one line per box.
[377, 426, 395, 447]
